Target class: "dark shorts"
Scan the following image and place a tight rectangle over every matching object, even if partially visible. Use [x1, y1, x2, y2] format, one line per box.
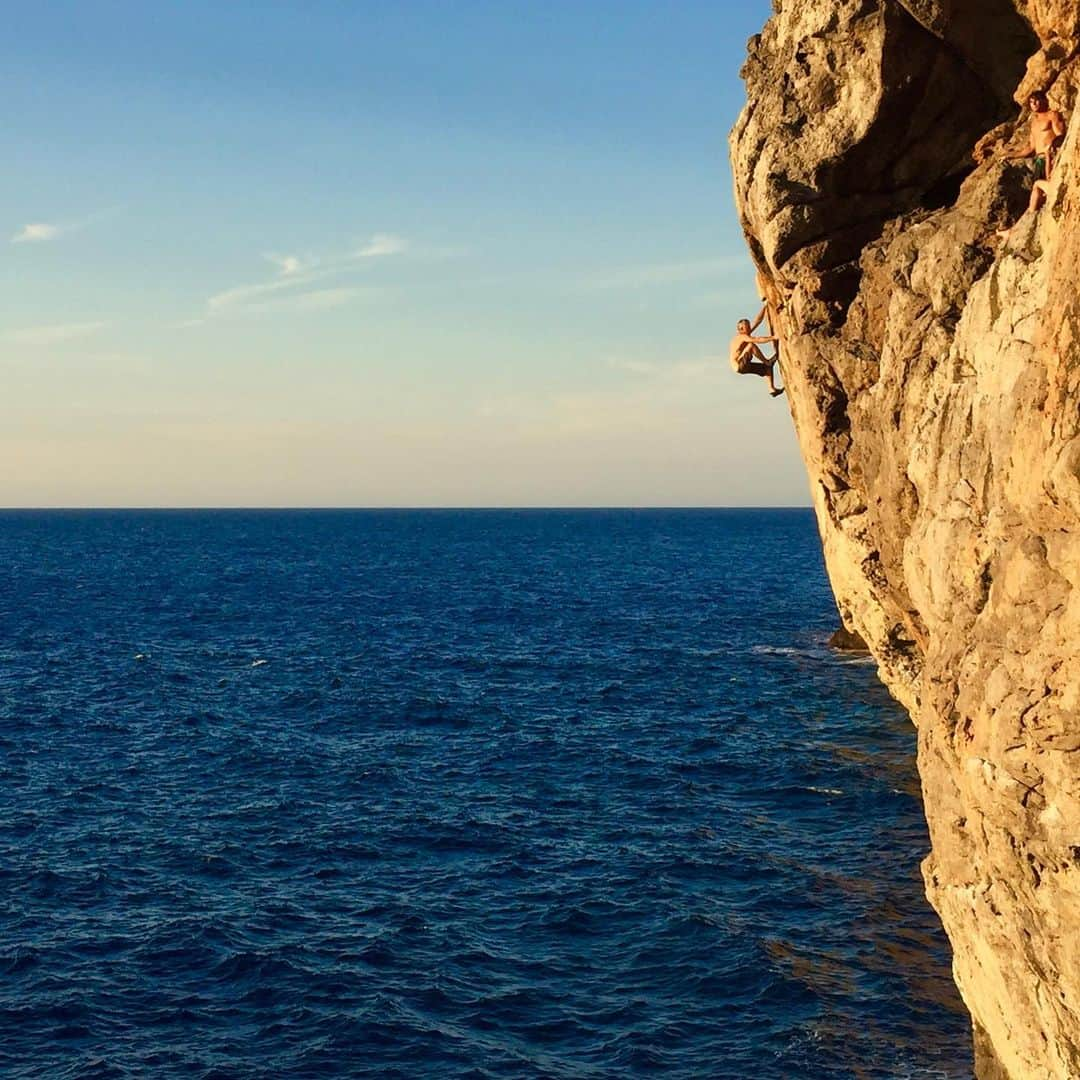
[1034, 155, 1047, 181]
[740, 361, 773, 378]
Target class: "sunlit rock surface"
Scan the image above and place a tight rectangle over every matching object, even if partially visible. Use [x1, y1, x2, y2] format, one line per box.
[731, 3, 1080, 1076]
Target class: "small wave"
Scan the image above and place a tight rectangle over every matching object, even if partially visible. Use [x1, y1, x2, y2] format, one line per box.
[835, 653, 878, 667]
[210, 951, 304, 983]
[358, 941, 396, 968]
[751, 642, 880, 670]
[250, 659, 269, 667]
[234, 800, 278, 814]
[750, 645, 821, 659]
[0, 947, 39, 975]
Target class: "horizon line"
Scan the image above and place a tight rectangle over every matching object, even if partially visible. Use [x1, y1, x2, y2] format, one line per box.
[0, 504, 814, 513]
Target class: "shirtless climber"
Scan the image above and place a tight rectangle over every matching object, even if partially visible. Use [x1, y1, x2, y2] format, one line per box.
[730, 305, 784, 397]
[998, 90, 1067, 239]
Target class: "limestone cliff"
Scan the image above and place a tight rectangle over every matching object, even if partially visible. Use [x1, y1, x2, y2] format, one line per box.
[731, 3, 1080, 1076]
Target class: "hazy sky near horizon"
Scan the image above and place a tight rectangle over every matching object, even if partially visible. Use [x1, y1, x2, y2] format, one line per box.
[1, 1, 803, 507]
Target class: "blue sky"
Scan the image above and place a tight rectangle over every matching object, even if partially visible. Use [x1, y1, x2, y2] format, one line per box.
[1, 1, 804, 507]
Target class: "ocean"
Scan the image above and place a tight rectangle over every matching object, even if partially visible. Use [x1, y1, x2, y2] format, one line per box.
[0, 509, 971, 1079]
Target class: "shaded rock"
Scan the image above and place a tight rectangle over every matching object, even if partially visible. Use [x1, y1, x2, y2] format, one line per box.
[827, 625, 871, 652]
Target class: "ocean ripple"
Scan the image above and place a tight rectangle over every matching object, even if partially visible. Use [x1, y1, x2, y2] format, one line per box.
[0, 510, 971, 1078]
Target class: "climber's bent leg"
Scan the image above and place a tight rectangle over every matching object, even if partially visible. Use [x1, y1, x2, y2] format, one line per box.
[1029, 178, 1050, 214]
[739, 347, 784, 397]
[741, 361, 772, 378]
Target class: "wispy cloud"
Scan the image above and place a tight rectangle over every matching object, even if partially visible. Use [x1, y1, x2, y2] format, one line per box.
[6, 321, 109, 346]
[205, 233, 409, 316]
[11, 208, 121, 246]
[208, 274, 318, 313]
[239, 286, 376, 315]
[265, 253, 312, 277]
[12, 223, 63, 244]
[583, 255, 749, 290]
[355, 233, 408, 258]
[205, 251, 321, 311]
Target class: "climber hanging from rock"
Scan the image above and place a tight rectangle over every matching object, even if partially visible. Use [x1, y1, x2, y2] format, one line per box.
[729, 305, 784, 397]
[997, 90, 1067, 241]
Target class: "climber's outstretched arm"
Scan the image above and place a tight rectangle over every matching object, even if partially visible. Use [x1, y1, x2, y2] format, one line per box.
[1008, 136, 1035, 161]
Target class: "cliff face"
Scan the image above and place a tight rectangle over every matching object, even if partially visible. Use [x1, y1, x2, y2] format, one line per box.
[731, 4, 1080, 1077]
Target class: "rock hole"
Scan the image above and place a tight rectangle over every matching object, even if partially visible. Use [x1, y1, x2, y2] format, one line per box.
[920, 166, 974, 212]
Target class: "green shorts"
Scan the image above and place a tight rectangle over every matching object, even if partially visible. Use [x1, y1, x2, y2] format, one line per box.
[1034, 155, 1047, 181]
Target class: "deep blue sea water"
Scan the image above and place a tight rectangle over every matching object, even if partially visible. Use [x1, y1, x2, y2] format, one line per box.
[0, 509, 972, 1079]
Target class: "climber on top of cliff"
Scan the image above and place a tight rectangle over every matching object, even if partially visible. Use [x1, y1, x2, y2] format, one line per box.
[998, 90, 1067, 241]
[729, 306, 784, 397]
